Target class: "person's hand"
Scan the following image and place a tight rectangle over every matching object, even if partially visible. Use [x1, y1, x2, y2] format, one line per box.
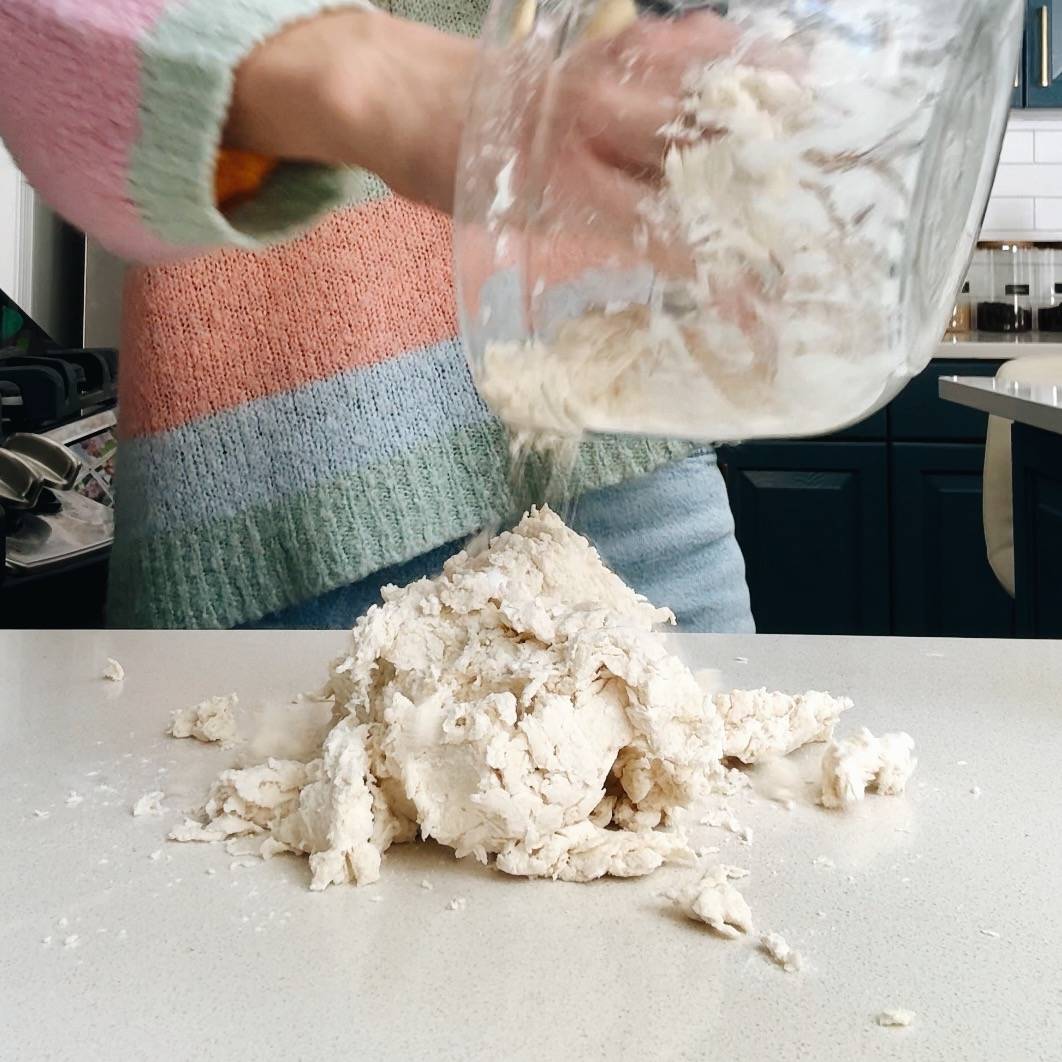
[225, 5, 746, 230]
[226, 8, 477, 213]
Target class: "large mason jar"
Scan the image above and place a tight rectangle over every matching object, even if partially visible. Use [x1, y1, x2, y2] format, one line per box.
[455, 0, 1025, 441]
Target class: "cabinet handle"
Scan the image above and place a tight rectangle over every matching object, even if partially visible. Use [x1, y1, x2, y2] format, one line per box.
[1041, 5, 1050, 89]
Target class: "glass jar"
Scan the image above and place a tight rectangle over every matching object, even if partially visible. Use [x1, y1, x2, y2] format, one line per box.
[978, 243, 1034, 333]
[456, 0, 1025, 441]
[1035, 246, 1062, 332]
[945, 282, 974, 335]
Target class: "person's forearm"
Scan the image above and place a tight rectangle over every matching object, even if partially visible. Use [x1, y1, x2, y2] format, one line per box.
[0, 0, 382, 261]
[226, 9, 476, 213]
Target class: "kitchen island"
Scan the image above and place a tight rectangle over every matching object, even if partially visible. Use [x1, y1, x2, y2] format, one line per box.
[941, 375, 1062, 637]
[2, 630, 1060, 1062]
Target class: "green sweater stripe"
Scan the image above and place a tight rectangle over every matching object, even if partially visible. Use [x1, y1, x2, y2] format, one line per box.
[107, 420, 691, 628]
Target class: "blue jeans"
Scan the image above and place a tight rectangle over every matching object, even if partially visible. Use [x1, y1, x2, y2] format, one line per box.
[246, 452, 754, 633]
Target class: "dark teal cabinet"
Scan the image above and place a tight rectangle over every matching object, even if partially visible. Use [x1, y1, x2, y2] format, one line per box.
[719, 443, 890, 636]
[719, 361, 1018, 638]
[891, 444, 1016, 637]
[1024, 1, 1062, 108]
[1012, 423, 1062, 636]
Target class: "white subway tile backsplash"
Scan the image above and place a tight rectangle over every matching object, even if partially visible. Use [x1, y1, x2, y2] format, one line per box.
[991, 163, 1062, 198]
[982, 197, 1035, 232]
[1000, 130, 1035, 163]
[1035, 131, 1062, 163]
[1035, 198, 1062, 230]
[982, 118, 1062, 236]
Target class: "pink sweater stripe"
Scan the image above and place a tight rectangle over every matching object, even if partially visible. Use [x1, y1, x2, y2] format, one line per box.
[120, 197, 457, 438]
[0, 0, 176, 261]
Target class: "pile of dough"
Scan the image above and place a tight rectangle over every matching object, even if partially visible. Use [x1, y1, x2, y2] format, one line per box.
[171, 509, 872, 890]
[820, 728, 917, 809]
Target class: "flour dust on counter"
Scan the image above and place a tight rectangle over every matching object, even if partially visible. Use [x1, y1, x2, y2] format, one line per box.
[162, 507, 918, 968]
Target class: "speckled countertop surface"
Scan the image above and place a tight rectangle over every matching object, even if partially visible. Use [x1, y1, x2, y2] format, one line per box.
[2, 630, 1060, 1062]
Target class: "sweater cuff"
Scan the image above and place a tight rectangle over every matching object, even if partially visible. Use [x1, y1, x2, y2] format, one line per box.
[130, 0, 371, 253]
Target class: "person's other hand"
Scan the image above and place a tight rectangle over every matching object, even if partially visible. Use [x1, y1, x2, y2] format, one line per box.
[225, 6, 746, 227]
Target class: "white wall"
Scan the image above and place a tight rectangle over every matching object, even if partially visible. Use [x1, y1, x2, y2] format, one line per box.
[983, 111, 1062, 240]
[0, 142, 26, 303]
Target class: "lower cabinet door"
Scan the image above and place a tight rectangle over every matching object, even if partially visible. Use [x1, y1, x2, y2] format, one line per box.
[719, 443, 890, 636]
[891, 443, 1016, 637]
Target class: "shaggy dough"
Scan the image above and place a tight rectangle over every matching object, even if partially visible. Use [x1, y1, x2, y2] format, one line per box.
[716, 688, 851, 764]
[169, 694, 238, 745]
[666, 865, 753, 938]
[760, 932, 803, 973]
[475, 2, 945, 442]
[172, 509, 872, 890]
[820, 728, 917, 809]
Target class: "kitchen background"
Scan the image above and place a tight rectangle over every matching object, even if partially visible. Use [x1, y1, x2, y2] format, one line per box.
[3, 5, 1062, 632]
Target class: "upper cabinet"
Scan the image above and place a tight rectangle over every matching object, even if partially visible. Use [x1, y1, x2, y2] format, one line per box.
[1020, 1, 1062, 107]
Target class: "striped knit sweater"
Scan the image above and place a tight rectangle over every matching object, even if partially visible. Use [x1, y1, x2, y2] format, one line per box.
[0, 0, 690, 628]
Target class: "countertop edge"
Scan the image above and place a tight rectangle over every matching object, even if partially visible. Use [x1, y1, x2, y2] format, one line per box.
[939, 376, 1062, 435]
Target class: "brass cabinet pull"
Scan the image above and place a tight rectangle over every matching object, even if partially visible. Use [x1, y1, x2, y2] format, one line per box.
[1042, 5, 1050, 89]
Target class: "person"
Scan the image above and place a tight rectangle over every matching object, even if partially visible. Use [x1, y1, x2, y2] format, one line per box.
[0, 0, 753, 632]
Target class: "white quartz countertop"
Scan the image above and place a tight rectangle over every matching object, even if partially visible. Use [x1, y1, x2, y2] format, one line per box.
[940, 375, 1062, 435]
[936, 332, 1062, 359]
[2, 630, 1060, 1062]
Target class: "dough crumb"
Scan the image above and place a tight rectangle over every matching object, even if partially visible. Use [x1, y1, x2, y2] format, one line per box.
[369, 895, 383, 904]
[812, 856, 835, 869]
[876, 1009, 915, 1028]
[420, 880, 434, 891]
[33, 809, 50, 819]
[205, 868, 217, 876]
[760, 932, 803, 973]
[230, 858, 258, 871]
[149, 849, 163, 862]
[57, 917, 68, 928]
[447, 896, 468, 911]
[820, 729, 917, 809]
[65, 791, 84, 807]
[168, 694, 238, 745]
[667, 866, 753, 938]
[41, 936, 52, 946]
[63, 934, 80, 949]
[979, 928, 1000, 939]
[131, 790, 165, 817]
[970, 786, 982, 798]
[102, 658, 125, 682]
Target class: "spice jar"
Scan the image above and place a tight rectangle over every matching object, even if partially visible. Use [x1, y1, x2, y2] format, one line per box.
[978, 244, 1034, 333]
[945, 282, 974, 334]
[1040, 283, 1062, 332]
